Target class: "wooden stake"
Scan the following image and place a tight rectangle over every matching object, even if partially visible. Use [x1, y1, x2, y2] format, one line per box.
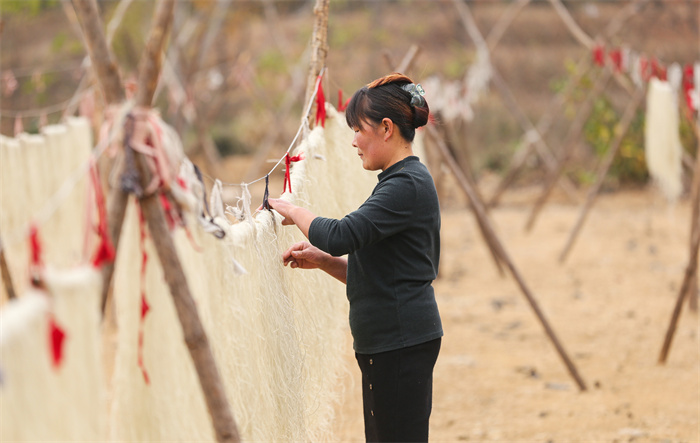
[524, 67, 613, 232]
[70, 0, 130, 317]
[395, 44, 421, 74]
[487, 0, 642, 208]
[658, 137, 700, 364]
[124, 119, 239, 442]
[73, 0, 240, 440]
[131, 2, 239, 440]
[304, 0, 329, 126]
[134, 0, 173, 108]
[428, 124, 588, 391]
[490, 68, 580, 204]
[487, 56, 591, 209]
[426, 126, 506, 277]
[681, 92, 700, 312]
[559, 87, 644, 262]
[0, 236, 17, 300]
[71, 0, 125, 105]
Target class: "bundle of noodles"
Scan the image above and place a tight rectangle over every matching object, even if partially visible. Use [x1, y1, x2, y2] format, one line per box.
[0, 117, 93, 299]
[0, 266, 103, 441]
[109, 105, 377, 441]
[645, 77, 684, 201]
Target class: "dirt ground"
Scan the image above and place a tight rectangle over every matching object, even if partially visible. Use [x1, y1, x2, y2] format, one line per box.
[331, 184, 699, 443]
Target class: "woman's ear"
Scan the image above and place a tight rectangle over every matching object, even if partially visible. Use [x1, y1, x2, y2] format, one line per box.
[382, 118, 394, 141]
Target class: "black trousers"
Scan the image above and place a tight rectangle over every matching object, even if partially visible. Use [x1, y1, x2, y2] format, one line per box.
[355, 338, 441, 443]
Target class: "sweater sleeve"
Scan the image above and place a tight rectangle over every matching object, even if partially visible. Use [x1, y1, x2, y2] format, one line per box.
[308, 172, 417, 257]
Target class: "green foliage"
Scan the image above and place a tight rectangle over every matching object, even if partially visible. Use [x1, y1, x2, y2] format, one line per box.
[50, 32, 68, 52]
[329, 24, 361, 48]
[214, 135, 251, 157]
[582, 93, 649, 185]
[258, 49, 286, 75]
[1, 0, 59, 16]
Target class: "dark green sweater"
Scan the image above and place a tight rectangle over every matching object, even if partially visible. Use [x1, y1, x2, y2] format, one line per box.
[309, 156, 443, 354]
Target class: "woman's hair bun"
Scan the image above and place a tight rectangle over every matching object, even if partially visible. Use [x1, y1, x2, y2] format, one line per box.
[347, 72, 431, 142]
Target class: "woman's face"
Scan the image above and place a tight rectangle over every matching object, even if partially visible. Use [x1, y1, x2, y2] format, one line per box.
[352, 119, 388, 171]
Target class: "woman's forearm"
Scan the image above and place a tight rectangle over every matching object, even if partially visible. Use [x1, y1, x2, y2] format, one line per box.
[321, 255, 348, 284]
[289, 206, 316, 238]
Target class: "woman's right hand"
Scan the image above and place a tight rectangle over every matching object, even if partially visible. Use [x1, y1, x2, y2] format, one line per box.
[283, 241, 328, 270]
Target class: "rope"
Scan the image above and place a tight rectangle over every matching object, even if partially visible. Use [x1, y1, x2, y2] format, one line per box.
[202, 67, 326, 188]
[0, 103, 133, 252]
[0, 86, 93, 118]
[0, 68, 327, 251]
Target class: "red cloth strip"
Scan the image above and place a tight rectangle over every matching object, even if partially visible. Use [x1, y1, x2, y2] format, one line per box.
[29, 224, 42, 268]
[315, 74, 326, 128]
[338, 89, 350, 111]
[608, 49, 622, 73]
[593, 44, 605, 67]
[137, 205, 151, 385]
[48, 315, 66, 369]
[89, 162, 116, 268]
[683, 64, 696, 113]
[29, 223, 44, 287]
[283, 152, 304, 194]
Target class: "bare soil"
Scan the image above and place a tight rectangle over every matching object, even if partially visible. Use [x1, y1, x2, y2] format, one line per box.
[331, 185, 699, 443]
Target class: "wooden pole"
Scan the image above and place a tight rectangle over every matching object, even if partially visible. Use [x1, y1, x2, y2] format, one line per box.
[124, 119, 240, 442]
[487, 1, 644, 208]
[490, 68, 580, 204]
[71, 0, 125, 105]
[658, 134, 700, 364]
[426, 126, 506, 277]
[70, 0, 130, 317]
[73, 0, 240, 440]
[395, 44, 421, 74]
[130, 2, 240, 440]
[304, 0, 329, 126]
[524, 67, 613, 232]
[486, 55, 592, 209]
[428, 124, 588, 391]
[451, 0, 579, 206]
[681, 94, 700, 312]
[134, 0, 173, 108]
[559, 87, 644, 263]
[0, 236, 17, 300]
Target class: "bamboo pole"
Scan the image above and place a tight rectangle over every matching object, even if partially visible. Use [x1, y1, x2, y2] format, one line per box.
[304, 0, 329, 127]
[428, 123, 588, 391]
[559, 87, 645, 263]
[524, 67, 613, 232]
[658, 133, 700, 364]
[0, 236, 16, 300]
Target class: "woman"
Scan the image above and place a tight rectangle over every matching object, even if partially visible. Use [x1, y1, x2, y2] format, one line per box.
[267, 73, 442, 442]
